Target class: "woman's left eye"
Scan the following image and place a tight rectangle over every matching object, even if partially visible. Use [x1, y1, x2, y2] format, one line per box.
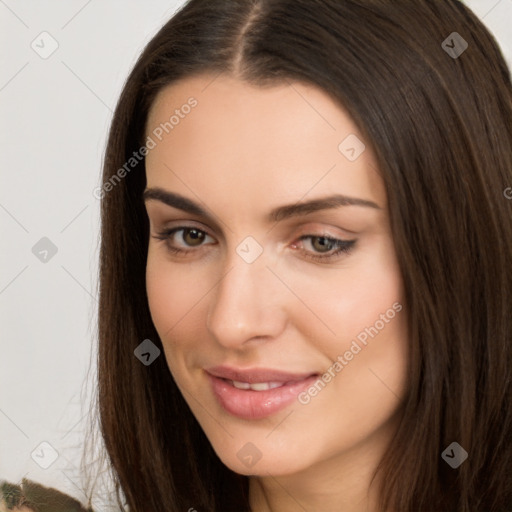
[293, 235, 356, 262]
[152, 227, 356, 263]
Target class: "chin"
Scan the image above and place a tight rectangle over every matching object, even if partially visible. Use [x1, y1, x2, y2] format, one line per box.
[209, 435, 315, 477]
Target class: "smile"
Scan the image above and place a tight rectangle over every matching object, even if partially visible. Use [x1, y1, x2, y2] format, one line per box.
[205, 366, 318, 420]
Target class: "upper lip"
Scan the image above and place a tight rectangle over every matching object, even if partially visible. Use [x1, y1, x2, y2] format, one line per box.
[206, 365, 317, 384]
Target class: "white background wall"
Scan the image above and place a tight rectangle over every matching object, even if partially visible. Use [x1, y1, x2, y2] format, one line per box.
[1, 0, 511, 508]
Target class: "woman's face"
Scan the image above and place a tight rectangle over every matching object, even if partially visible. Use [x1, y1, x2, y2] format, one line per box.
[144, 73, 408, 480]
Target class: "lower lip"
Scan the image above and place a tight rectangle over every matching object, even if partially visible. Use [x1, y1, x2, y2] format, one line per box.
[208, 373, 318, 420]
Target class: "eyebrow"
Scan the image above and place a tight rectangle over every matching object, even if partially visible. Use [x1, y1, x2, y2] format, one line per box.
[143, 187, 381, 223]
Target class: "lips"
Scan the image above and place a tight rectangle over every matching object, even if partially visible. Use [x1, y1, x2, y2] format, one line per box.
[205, 365, 318, 420]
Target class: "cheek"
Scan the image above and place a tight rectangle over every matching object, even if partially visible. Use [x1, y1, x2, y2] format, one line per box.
[146, 262, 180, 336]
[322, 308, 408, 450]
[288, 266, 407, 461]
[145, 254, 210, 349]
[327, 268, 407, 433]
[289, 234, 408, 413]
[146, 259, 205, 384]
[290, 236, 404, 353]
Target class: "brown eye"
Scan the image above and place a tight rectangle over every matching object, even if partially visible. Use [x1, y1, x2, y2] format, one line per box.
[182, 228, 206, 246]
[310, 236, 336, 253]
[152, 226, 215, 255]
[294, 234, 356, 263]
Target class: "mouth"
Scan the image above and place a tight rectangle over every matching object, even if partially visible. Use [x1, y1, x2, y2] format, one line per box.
[205, 366, 319, 420]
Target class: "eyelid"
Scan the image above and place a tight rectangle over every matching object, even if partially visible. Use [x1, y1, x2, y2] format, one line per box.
[152, 219, 216, 238]
[293, 223, 355, 240]
[153, 225, 216, 247]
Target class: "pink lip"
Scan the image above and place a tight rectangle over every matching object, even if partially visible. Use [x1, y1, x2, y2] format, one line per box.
[205, 366, 318, 420]
[206, 365, 315, 383]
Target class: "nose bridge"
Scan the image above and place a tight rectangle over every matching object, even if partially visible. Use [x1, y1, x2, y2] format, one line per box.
[206, 243, 285, 347]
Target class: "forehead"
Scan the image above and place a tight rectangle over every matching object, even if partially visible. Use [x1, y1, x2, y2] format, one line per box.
[144, 73, 385, 211]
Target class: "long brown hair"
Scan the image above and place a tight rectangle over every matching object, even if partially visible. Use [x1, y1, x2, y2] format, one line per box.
[90, 1, 512, 510]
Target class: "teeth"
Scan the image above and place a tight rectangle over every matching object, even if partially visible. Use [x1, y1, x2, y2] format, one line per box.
[232, 380, 251, 390]
[231, 380, 285, 391]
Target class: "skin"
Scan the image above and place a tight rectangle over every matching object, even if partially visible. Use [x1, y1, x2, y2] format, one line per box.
[144, 73, 408, 512]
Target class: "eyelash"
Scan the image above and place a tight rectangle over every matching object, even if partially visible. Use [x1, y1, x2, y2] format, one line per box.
[152, 227, 356, 263]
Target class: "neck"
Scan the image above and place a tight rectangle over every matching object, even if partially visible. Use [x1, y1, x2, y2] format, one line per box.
[249, 462, 381, 512]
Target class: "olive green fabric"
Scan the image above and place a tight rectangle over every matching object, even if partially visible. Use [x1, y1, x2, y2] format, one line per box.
[0, 479, 93, 512]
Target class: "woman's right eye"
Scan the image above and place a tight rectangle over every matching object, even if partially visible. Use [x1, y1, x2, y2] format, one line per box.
[152, 227, 216, 255]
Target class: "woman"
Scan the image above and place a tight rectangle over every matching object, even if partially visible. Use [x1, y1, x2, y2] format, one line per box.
[9, 0, 508, 511]
[97, 0, 512, 510]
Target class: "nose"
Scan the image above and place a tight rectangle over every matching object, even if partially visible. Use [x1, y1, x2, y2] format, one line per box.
[206, 249, 287, 350]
